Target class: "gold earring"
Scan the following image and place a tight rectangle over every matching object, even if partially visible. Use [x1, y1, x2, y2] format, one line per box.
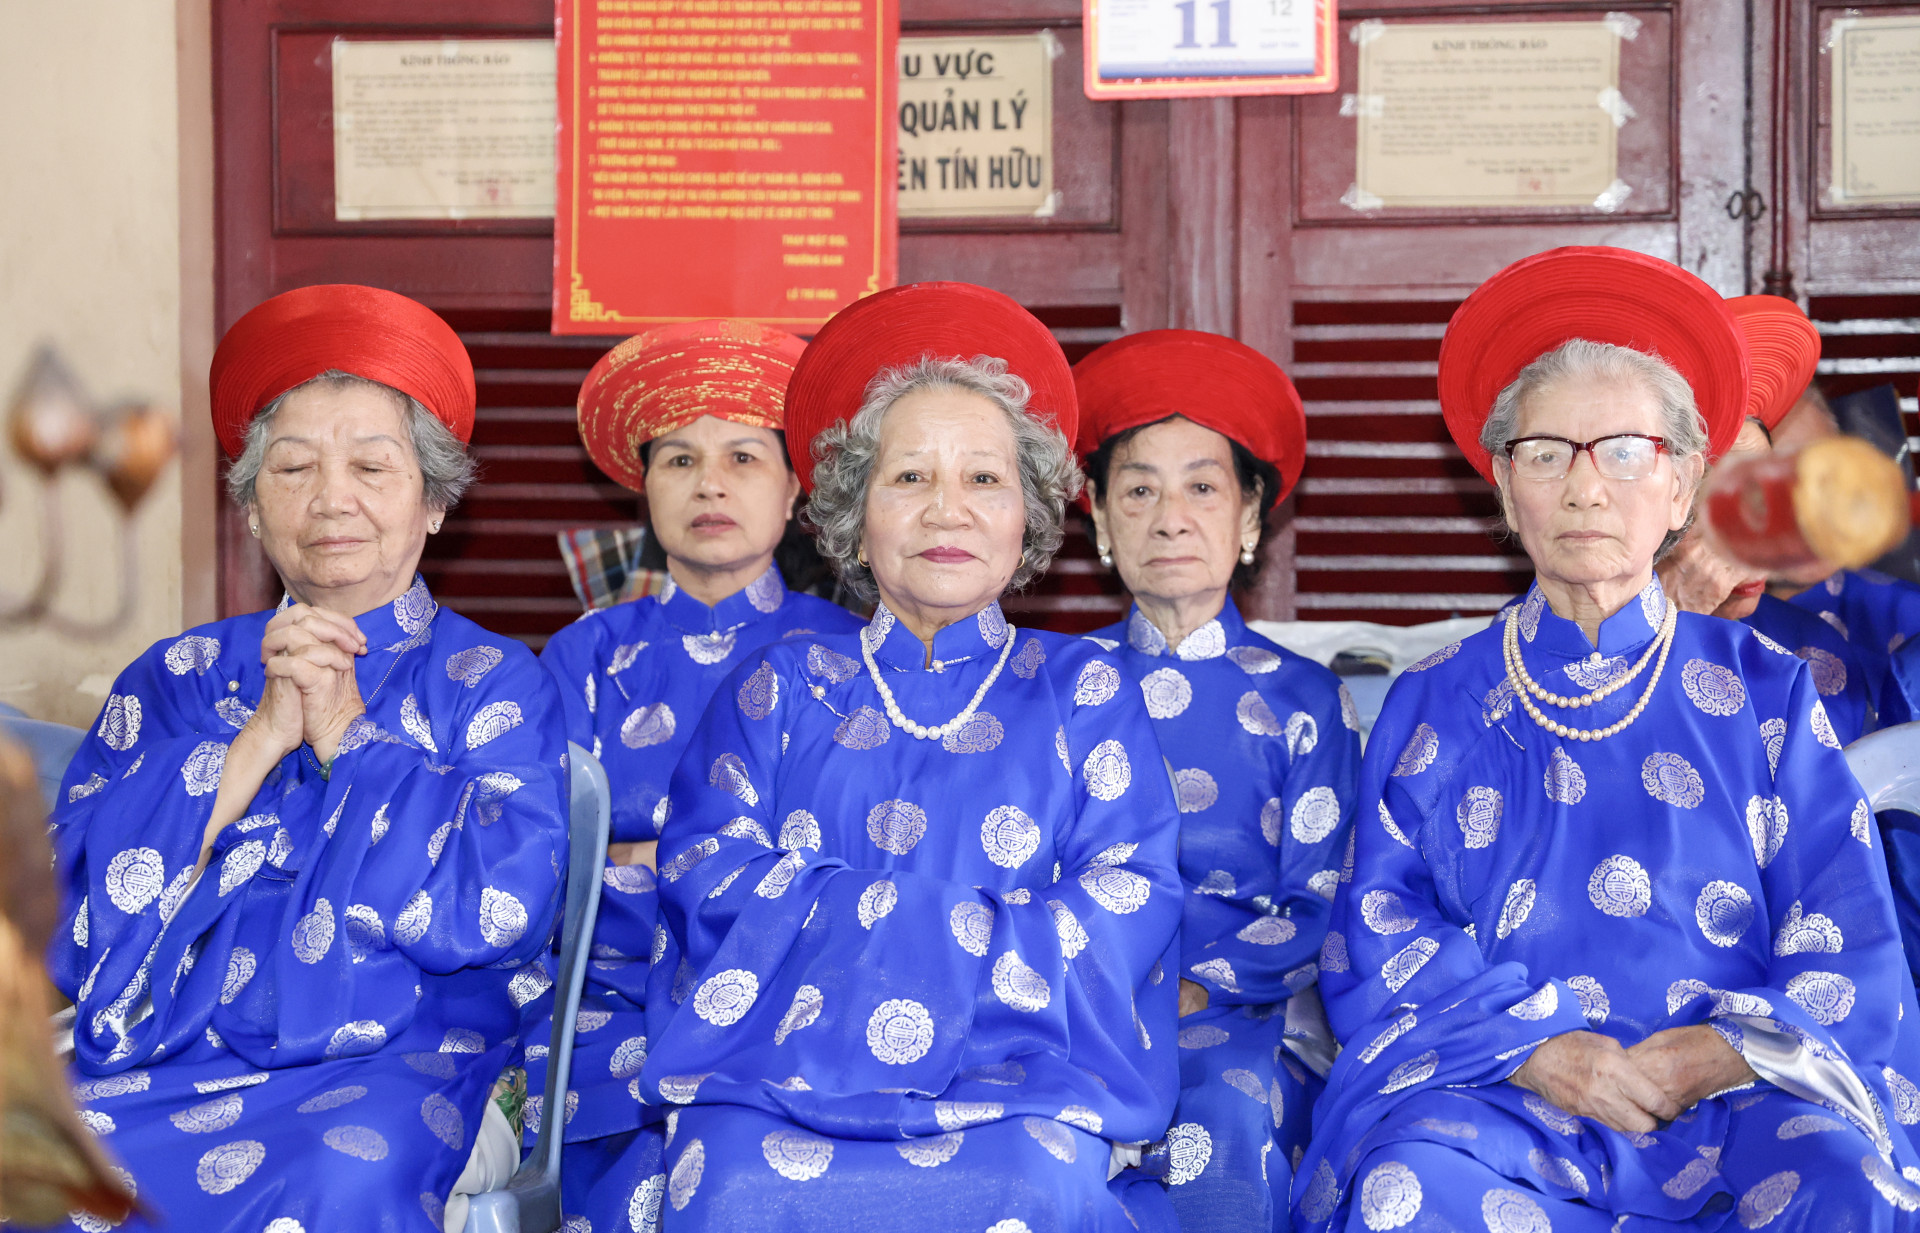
[1240, 542, 1256, 566]
[1098, 544, 1112, 569]
[857, 547, 868, 567]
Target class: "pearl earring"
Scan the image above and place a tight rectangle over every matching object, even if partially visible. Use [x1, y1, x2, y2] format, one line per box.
[430, 518, 442, 533]
[1098, 545, 1112, 569]
[1240, 542, 1256, 566]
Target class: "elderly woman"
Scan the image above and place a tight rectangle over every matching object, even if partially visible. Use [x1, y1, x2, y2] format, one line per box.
[1293, 248, 1920, 1232]
[631, 282, 1182, 1231]
[525, 320, 862, 1226]
[48, 285, 567, 1233]
[1655, 295, 1872, 744]
[1073, 329, 1359, 1231]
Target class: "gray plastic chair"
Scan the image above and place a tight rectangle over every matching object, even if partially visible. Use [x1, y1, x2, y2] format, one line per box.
[465, 741, 610, 1233]
[1845, 721, 1920, 814]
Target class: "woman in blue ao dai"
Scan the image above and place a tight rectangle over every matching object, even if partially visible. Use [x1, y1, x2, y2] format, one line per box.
[49, 286, 568, 1233]
[526, 320, 863, 1229]
[1297, 248, 1920, 1232]
[636, 283, 1182, 1232]
[1073, 329, 1360, 1232]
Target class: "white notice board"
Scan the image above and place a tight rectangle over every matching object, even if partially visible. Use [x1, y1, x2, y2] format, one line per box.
[1830, 14, 1920, 206]
[1350, 21, 1627, 211]
[333, 39, 557, 221]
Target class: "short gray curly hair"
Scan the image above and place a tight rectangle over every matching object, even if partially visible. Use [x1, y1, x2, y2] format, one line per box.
[807, 354, 1083, 602]
[225, 369, 476, 512]
[1482, 339, 1708, 560]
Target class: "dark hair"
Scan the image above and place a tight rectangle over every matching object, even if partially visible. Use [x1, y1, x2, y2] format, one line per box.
[1082, 415, 1282, 587]
[633, 429, 839, 599]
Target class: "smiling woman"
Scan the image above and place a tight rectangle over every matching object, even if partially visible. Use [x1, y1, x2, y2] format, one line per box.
[45, 285, 568, 1233]
[636, 283, 1183, 1233]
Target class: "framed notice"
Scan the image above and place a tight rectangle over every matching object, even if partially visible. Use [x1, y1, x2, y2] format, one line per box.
[1351, 20, 1627, 211]
[333, 39, 557, 221]
[1083, 0, 1337, 99]
[554, 0, 898, 333]
[1829, 14, 1920, 207]
[899, 34, 1056, 218]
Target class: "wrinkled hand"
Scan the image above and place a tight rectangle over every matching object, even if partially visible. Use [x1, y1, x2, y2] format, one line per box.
[1626, 1025, 1757, 1111]
[260, 605, 367, 764]
[1656, 530, 1760, 617]
[1511, 1030, 1682, 1134]
[608, 841, 658, 870]
[1178, 978, 1210, 1018]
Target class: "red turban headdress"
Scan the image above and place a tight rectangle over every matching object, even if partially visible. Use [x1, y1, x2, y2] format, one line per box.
[576, 319, 807, 492]
[782, 282, 1076, 491]
[210, 284, 475, 457]
[1727, 295, 1821, 431]
[1072, 329, 1307, 506]
[1437, 247, 1749, 483]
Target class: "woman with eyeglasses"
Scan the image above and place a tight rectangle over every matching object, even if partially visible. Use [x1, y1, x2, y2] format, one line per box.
[1294, 248, 1920, 1231]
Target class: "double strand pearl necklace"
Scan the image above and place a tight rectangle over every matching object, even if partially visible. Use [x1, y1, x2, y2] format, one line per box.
[861, 621, 1018, 741]
[1503, 599, 1678, 742]
[1503, 601, 1666, 709]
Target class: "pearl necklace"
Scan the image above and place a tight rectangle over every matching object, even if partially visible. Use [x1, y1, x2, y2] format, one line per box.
[1503, 600, 1678, 742]
[1503, 600, 1666, 709]
[861, 622, 1018, 741]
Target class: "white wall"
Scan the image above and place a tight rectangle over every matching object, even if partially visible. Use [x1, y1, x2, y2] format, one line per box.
[0, 0, 212, 729]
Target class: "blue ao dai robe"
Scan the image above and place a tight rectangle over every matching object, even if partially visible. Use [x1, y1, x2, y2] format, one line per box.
[1791, 569, 1920, 728]
[1294, 577, 1920, 1232]
[636, 601, 1182, 1232]
[1744, 592, 1874, 744]
[49, 578, 568, 1233]
[526, 565, 861, 1225]
[1088, 603, 1359, 1233]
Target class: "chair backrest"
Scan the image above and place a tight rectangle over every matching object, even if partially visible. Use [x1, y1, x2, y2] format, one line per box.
[1844, 721, 1920, 815]
[531, 742, 612, 1182]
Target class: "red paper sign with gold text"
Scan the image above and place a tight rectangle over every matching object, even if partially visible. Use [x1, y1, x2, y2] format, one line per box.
[554, 0, 897, 333]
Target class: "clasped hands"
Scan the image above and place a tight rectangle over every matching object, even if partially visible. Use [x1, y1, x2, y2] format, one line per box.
[1511, 1026, 1759, 1134]
[198, 605, 369, 870]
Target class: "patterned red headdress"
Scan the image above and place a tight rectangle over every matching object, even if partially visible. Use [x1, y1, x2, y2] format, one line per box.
[210, 284, 475, 456]
[576, 319, 807, 492]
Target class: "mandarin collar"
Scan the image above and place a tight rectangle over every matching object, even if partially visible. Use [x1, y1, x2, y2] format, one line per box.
[279, 574, 437, 652]
[862, 600, 1012, 673]
[1507, 575, 1668, 659]
[1124, 603, 1235, 660]
[657, 563, 787, 635]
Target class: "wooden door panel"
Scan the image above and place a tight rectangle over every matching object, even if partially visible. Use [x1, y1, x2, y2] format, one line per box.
[1272, 0, 1744, 622]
